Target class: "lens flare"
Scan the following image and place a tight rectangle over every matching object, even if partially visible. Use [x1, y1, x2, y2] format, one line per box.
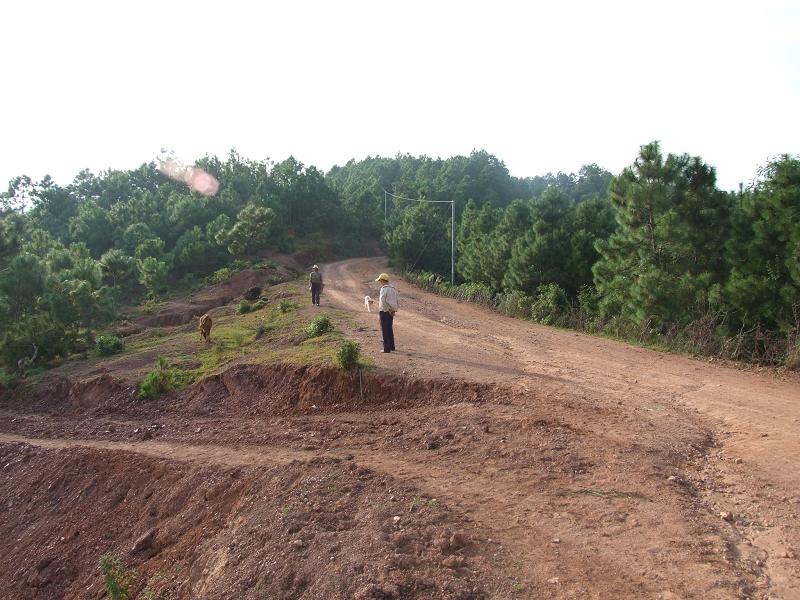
[158, 151, 219, 196]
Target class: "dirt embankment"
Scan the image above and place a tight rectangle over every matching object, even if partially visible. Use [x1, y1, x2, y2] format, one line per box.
[1, 360, 774, 599]
[179, 364, 492, 417]
[3, 364, 496, 420]
[0, 442, 505, 600]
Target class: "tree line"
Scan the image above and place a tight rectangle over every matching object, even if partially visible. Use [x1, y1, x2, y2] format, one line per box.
[1, 143, 798, 379]
[329, 144, 799, 366]
[0, 152, 355, 376]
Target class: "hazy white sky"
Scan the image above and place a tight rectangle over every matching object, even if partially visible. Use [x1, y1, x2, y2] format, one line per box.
[1, 0, 798, 191]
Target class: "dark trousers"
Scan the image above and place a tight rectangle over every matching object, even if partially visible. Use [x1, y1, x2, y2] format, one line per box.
[310, 283, 321, 305]
[379, 311, 395, 352]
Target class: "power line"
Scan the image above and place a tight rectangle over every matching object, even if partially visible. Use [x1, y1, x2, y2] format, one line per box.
[382, 189, 455, 285]
[383, 189, 452, 203]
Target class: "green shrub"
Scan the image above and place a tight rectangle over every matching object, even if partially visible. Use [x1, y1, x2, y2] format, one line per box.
[335, 340, 361, 370]
[530, 283, 570, 326]
[495, 290, 534, 319]
[0, 370, 19, 390]
[139, 371, 162, 399]
[96, 335, 124, 356]
[237, 300, 252, 314]
[210, 267, 234, 284]
[306, 314, 334, 338]
[278, 299, 296, 313]
[253, 299, 267, 311]
[138, 357, 195, 399]
[100, 554, 135, 600]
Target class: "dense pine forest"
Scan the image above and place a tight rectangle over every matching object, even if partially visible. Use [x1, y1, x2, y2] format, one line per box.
[1, 142, 798, 381]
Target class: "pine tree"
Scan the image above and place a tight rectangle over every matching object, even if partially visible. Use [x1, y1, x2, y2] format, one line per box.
[503, 190, 569, 294]
[723, 156, 800, 332]
[592, 142, 730, 330]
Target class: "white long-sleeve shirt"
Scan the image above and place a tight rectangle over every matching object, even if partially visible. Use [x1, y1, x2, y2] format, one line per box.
[378, 284, 399, 313]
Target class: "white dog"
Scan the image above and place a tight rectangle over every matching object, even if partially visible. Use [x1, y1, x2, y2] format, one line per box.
[364, 295, 375, 312]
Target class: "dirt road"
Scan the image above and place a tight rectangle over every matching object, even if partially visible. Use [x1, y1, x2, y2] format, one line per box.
[2, 256, 799, 599]
[323, 257, 800, 598]
[325, 258, 799, 485]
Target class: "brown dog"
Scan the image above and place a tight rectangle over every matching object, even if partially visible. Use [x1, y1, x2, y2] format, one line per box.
[198, 313, 212, 342]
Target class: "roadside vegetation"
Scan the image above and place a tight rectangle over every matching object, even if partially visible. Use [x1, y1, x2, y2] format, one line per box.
[335, 339, 362, 370]
[340, 145, 799, 367]
[1, 143, 797, 385]
[138, 357, 195, 399]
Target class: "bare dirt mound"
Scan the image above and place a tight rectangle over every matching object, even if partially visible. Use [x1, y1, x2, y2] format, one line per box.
[3, 364, 495, 421]
[0, 442, 511, 599]
[135, 268, 276, 328]
[178, 363, 494, 417]
[2, 373, 133, 416]
[0, 361, 768, 598]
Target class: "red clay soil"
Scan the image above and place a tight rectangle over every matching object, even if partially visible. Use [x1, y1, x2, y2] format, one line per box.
[1, 256, 799, 599]
[0, 443, 505, 599]
[1, 365, 490, 419]
[0, 364, 779, 599]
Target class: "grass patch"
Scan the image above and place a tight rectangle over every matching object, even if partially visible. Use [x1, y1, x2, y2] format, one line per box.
[252, 319, 271, 340]
[100, 554, 136, 600]
[96, 334, 124, 356]
[409, 495, 439, 511]
[85, 277, 360, 387]
[278, 299, 297, 313]
[125, 329, 168, 352]
[139, 357, 196, 399]
[191, 292, 328, 373]
[306, 313, 334, 338]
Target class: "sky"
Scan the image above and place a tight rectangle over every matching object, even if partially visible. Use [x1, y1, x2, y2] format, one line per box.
[1, 0, 798, 192]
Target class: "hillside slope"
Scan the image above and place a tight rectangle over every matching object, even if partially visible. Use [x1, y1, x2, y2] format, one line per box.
[0, 257, 798, 599]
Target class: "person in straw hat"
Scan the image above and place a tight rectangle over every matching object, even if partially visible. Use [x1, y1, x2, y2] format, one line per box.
[309, 265, 323, 306]
[375, 272, 399, 353]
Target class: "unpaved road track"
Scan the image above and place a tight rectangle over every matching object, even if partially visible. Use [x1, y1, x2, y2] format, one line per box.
[323, 257, 800, 598]
[3, 257, 799, 599]
[325, 257, 799, 488]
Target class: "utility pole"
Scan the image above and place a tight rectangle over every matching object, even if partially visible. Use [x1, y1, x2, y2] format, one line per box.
[451, 200, 455, 285]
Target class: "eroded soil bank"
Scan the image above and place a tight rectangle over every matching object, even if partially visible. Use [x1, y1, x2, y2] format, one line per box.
[1, 442, 506, 599]
[1, 363, 783, 599]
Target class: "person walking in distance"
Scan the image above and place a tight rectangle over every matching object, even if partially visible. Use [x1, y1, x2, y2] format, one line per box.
[309, 265, 323, 306]
[376, 272, 399, 353]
